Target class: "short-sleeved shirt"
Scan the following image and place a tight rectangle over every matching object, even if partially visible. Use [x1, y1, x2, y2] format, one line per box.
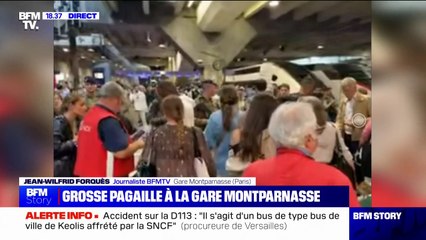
[96, 104, 129, 152]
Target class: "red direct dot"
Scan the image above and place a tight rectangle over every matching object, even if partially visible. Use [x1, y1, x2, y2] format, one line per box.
[95, 215, 98, 218]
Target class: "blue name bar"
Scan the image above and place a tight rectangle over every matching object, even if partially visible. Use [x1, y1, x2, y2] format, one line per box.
[20, 186, 348, 207]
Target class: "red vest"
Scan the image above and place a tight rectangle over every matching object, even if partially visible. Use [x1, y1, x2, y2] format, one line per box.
[74, 105, 134, 177]
[0, 101, 19, 206]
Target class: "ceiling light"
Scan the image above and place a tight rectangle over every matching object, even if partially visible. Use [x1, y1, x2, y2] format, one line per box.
[80, 55, 86, 59]
[146, 32, 152, 43]
[269, 1, 279, 7]
[317, 45, 324, 49]
[88, 48, 94, 52]
[101, 55, 106, 59]
[92, 60, 96, 63]
[187, 1, 194, 8]
[62, 48, 69, 52]
[197, 59, 203, 63]
[263, 58, 268, 61]
[158, 44, 166, 48]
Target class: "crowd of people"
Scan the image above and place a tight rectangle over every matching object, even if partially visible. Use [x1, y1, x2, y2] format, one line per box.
[53, 75, 371, 206]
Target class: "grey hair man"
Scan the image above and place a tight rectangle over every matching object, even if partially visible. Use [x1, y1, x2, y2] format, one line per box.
[97, 81, 126, 113]
[242, 102, 360, 207]
[268, 102, 319, 154]
[336, 77, 371, 156]
[74, 81, 144, 177]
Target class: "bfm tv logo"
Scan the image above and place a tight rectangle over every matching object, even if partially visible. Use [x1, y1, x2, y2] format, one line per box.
[26, 188, 53, 206]
[18, 12, 40, 31]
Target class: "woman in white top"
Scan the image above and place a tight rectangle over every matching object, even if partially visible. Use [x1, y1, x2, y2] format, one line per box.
[299, 96, 354, 168]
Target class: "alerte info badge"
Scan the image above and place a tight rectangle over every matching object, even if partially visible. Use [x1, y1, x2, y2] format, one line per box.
[18, 12, 99, 30]
[19, 178, 347, 208]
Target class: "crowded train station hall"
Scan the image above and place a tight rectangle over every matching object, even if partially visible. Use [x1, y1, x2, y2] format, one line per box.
[53, 1, 371, 207]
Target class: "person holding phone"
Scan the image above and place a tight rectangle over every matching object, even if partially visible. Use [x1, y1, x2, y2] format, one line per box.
[74, 82, 144, 177]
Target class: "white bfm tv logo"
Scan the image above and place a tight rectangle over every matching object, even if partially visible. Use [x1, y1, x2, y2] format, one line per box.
[27, 188, 48, 197]
[18, 12, 40, 30]
[26, 188, 52, 206]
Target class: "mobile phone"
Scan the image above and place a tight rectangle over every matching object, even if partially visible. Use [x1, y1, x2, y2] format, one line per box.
[131, 128, 145, 141]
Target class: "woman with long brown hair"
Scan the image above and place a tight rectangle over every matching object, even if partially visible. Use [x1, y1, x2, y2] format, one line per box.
[54, 93, 87, 177]
[139, 95, 215, 177]
[226, 93, 279, 176]
[205, 86, 241, 177]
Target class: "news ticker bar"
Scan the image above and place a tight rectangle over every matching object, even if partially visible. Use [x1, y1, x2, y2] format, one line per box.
[19, 177, 256, 186]
[19, 186, 349, 208]
[3, 208, 426, 240]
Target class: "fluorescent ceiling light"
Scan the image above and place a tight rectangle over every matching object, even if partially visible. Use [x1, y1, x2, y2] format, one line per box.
[263, 58, 268, 61]
[146, 32, 152, 43]
[269, 1, 279, 7]
[158, 44, 166, 48]
[88, 48, 94, 52]
[187, 1, 194, 8]
[62, 48, 69, 52]
[317, 45, 324, 49]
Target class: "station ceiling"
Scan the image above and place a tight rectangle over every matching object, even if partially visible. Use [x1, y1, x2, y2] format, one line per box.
[59, 1, 371, 70]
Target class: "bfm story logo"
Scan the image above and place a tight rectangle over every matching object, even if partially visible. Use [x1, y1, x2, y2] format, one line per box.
[26, 188, 53, 206]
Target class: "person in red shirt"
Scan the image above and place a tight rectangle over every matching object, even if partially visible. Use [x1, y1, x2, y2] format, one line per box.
[243, 102, 360, 207]
[74, 82, 144, 177]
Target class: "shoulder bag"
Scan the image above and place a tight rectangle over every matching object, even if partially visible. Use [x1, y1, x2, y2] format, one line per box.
[134, 130, 157, 177]
[192, 128, 210, 177]
[329, 127, 356, 189]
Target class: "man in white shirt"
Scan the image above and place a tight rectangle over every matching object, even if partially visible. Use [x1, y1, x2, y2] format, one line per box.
[130, 85, 148, 128]
[336, 77, 371, 155]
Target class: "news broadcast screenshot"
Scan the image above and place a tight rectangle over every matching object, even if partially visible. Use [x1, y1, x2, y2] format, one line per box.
[0, 1, 425, 239]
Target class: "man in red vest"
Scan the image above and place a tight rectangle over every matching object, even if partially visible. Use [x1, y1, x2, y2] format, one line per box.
[74, 82, 144, 177]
